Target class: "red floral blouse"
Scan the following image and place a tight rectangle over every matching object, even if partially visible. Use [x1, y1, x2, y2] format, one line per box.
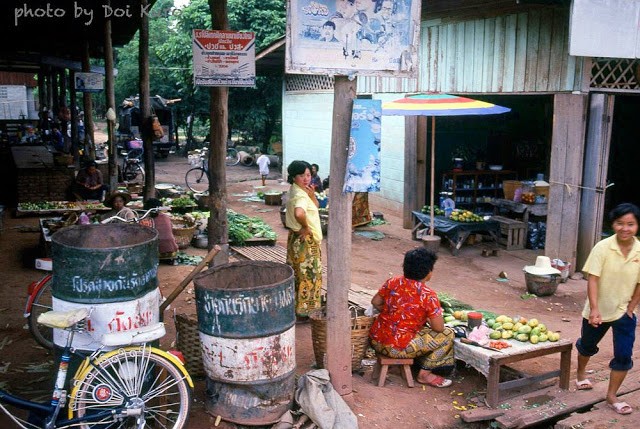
[369, 275, 442, 349]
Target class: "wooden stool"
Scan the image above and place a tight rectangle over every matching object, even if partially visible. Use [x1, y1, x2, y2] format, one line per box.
[372, 355, 415, 388]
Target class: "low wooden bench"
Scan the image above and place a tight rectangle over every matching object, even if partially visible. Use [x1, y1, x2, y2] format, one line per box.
[372, 355, 415, 388]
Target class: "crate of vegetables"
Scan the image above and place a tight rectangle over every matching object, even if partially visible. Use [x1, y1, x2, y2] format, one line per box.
[227, 209, 277, 246]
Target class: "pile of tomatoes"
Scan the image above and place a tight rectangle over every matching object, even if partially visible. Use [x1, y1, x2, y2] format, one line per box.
[488, 340, 512, 350]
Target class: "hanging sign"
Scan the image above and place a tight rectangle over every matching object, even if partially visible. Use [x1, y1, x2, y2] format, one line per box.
[286, 0, 421, 77]
[343, 99, 381, 193]
[75, 72, 103, 93]
[192, 29, 256, 87]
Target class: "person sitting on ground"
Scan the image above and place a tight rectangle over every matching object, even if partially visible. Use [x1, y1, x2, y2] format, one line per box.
[256, 154, 270, 186]
[74, 161, 108, 201]
[369, 247, 455, 388]
[100, 191, 136, 222]
[51, 126, 65, 152]
[139, 198, 179, 262]
[310, 163, 323, 192]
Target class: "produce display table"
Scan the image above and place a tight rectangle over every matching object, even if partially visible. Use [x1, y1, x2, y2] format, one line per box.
[411, 211, 500, 255]
[454, 338, 572, 407]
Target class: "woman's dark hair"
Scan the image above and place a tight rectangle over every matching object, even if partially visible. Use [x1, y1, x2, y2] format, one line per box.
[144, 198, 163, 218]
[403, 247, 438, 281]
[85, 160, 97, 168]
[287, 160, 311, 184]
[609, 202, 640, 224]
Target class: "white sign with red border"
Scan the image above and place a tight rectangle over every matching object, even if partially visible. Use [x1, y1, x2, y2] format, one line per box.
[192, 30, 256, 87]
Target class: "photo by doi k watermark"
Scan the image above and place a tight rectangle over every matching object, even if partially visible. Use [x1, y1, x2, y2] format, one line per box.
[14, 1, 182, 27]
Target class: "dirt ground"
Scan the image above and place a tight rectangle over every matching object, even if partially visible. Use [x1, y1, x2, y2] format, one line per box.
[0, 153, 637, 428]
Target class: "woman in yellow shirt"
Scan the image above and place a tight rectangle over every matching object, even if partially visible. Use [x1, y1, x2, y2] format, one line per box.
[576, 203, 640, 415]
[285, 160, 322, 322]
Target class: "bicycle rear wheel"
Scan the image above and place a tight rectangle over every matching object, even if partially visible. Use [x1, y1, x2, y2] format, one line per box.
[123, 162, 145, 182]
[72, 346, 191, 429]
[27, 275, 54, 350]
[185, 167, 209, 193]
[225, 148, 240, 166]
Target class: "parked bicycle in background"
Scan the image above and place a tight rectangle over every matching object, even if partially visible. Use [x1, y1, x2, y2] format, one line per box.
[118, 138, 145, 183]
[184, 144, 240, 193]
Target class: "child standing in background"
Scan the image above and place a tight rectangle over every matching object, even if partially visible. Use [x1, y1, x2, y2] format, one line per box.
[256, 154, 270, 186]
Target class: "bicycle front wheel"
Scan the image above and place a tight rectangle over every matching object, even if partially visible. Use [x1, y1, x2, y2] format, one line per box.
[185, 167, 209, 193]
[71, 346, 192, 429]
[27, 275, 54, 350]
[225, 148, 240, 166]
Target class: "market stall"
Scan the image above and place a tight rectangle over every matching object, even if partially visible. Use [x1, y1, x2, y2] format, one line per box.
[11, 146, 75, 203]
[411, 211, 500, 255]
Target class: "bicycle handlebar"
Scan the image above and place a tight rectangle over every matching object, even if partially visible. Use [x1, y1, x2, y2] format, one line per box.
[100, 206, 170, 224]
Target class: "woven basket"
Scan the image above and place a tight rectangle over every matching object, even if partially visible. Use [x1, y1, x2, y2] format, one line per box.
[171, 219, 197, 250]
[174, 313, 205, 378]
[309, 307, 375, 371]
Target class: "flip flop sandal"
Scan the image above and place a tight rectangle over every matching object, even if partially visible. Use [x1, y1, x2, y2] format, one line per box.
[608, 401, 633, 415]
[422, 375, 452, 388]
[575, 379, 593, 390]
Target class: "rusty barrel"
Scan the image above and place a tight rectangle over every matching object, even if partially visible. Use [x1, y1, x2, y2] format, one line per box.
[51, 224, 160, 350]
[194, 261, 295, 426]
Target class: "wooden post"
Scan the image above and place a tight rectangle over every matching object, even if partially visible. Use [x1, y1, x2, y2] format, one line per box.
[577, 93, 614, 269]
[82, 42, 96, 160]
[547, 93, 588, 267]
[402, 115, 427, 229]
[207, 0, 230, 265]
[139, 0, 155, 200]
[326, 75, 357, 395]
[103, 0, 118, 193]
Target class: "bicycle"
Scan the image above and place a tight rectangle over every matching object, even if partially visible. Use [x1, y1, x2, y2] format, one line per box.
[120, 147, 145, 183]
[184, 145, 240, 194]
[25, 208, 168, 350]
[2, 307, 193, 428]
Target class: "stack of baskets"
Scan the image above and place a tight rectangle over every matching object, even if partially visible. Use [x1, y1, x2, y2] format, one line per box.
[309, 307, 375, 371]
[174, 313, 205, 378]
[171, 217, 197, 249]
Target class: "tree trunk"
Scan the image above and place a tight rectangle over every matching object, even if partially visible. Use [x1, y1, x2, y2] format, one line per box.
[140, 0, 154, 200]
[103, 0, 117, 194]
[207, 0, 230, 265]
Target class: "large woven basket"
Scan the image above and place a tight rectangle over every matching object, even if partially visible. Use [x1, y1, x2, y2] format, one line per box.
[174, 313, 205, 378]
[171, 218, 197, 250]
[309, 307, 375, 371]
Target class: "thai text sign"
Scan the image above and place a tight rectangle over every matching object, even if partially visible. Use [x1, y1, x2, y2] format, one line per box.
[192, 29, 256, 87]
[75, 72, 103, 93]
[286, 0, 421, 77]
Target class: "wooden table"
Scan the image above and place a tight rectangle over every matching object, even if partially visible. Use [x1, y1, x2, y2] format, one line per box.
[411, 211, 500, 255]
[454, 338, 572, 407]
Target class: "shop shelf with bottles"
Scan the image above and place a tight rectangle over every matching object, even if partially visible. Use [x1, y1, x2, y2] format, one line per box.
[441, 170, 517, 214]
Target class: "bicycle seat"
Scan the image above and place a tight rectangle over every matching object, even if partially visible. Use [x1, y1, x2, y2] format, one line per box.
[37, 308, 89, 329]
[101, 322, 166, 346]
[35, 257, 52, 271]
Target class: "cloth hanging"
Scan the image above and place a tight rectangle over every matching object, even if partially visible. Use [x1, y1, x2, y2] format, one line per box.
[343, 99, 381, 193]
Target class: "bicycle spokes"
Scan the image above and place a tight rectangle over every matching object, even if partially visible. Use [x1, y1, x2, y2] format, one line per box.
[72, 346, 190, 428]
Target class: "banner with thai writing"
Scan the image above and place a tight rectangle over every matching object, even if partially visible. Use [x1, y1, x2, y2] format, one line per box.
[286, 0, 421, 77]
[192, 30, 256, 87]
[75, 72, 103, 93]
[343, 99, 381, 193]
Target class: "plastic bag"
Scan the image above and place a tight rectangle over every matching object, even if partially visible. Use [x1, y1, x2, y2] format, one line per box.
[151, 115, 163, 139]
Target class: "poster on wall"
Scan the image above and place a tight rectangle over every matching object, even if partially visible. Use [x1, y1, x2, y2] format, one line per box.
[192, 30, 256, 87]
[343, 99, 381, 193]
[286, 0, 421, 77]
[75, 72, 103, 93]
